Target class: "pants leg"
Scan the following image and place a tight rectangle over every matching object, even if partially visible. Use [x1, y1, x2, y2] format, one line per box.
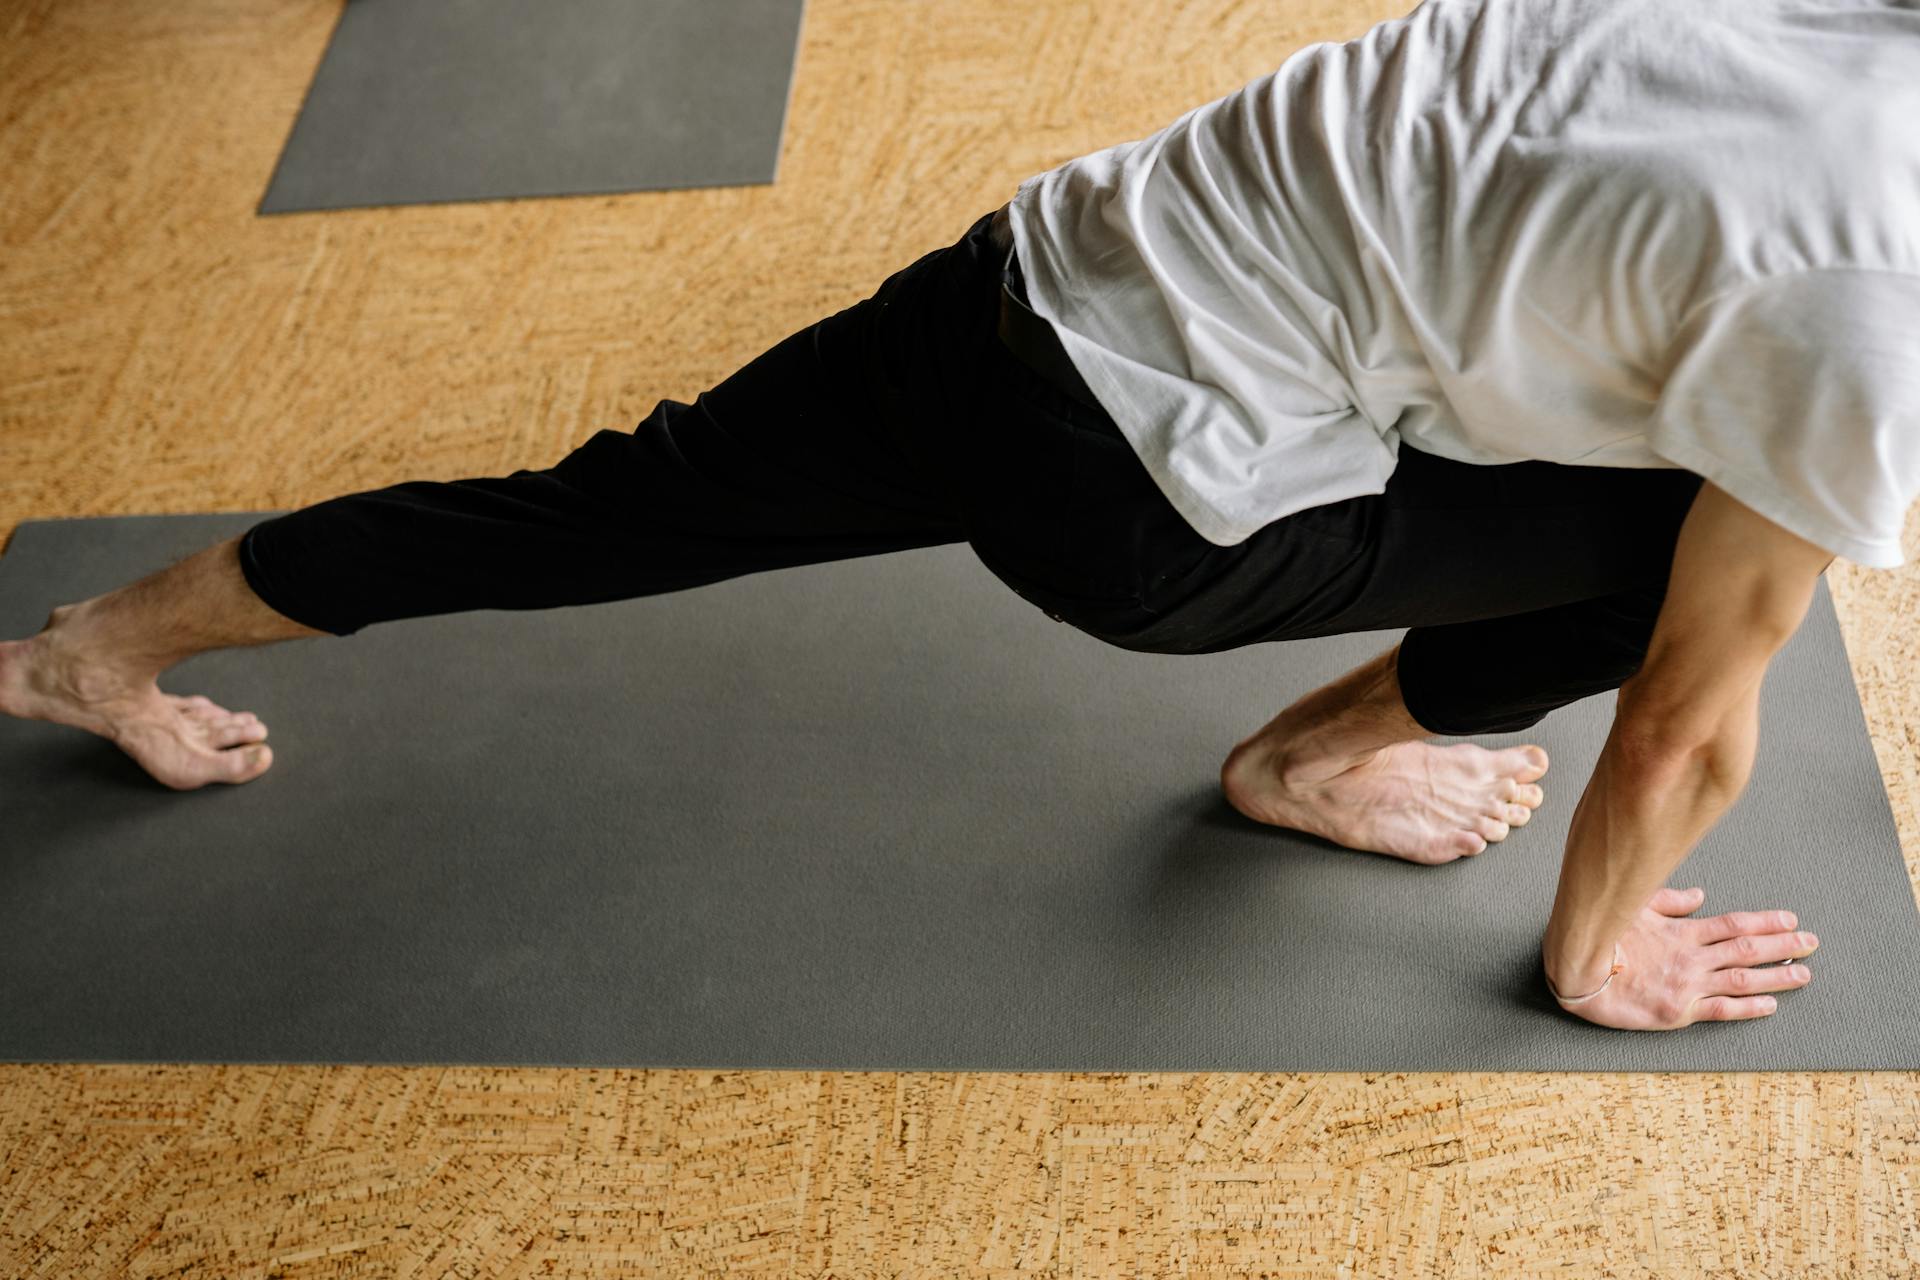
[237, 192, 1710, 743]
[1005, 412, 1709, 738]
[238, 212, 1011, 637]
[1315, 444, 1709, 736]
[1392, 580, 1675, 735]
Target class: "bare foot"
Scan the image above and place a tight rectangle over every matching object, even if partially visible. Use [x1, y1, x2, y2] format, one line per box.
[1222, 738, 1549, 864]
[0, 633, 273, 790]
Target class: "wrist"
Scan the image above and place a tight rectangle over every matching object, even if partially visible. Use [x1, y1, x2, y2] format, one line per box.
[1543, 941, 1625, 1004]
[1541, 927, 1623, 993]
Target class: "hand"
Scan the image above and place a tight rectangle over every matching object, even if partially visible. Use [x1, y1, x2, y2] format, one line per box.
[1542, 886, 1818, 1030]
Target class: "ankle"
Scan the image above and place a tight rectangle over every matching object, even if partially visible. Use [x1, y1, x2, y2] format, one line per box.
[1223, 723, 1373, 799]
[1271, 733, 1391, 790]
[1257, 656, 1424, 781]
[28, 607, 155, 705]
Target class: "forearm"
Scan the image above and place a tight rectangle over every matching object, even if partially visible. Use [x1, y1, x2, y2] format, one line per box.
[1540, 709, 1758, 990]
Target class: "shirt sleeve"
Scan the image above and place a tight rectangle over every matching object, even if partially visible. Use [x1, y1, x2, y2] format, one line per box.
[1645, 268, 1920, 569]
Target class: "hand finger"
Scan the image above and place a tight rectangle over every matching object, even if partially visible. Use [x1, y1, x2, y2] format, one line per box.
[1705, 929, 1817, 969]
[1692, 994, 1780, 1022]
[1691, 908, 1799, 943]
[1706, 961, 1813, 1000]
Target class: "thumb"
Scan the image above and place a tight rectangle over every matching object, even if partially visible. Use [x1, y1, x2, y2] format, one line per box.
[1651, 885, 1706, 915]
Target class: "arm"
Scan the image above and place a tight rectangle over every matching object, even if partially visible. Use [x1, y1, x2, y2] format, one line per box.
[1540, 480, 1836, 1003]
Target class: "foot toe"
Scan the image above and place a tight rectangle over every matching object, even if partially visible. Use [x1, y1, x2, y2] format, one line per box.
[209, 719, 269, 748]
[1476, 815, 1511, 842]
[216, 743, 273, 784]
[1505, 803, 1531, 826]
[1504, 745, 1550, 780]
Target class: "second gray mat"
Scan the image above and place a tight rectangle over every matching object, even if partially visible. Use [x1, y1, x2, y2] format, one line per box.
[260, 0, 809, 214]
[1, 513, 1916, 1070]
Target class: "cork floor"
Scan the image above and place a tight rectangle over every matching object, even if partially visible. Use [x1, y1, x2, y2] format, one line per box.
[2, 0, 1918, 1275]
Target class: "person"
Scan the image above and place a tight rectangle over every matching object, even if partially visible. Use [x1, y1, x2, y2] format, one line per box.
[3, 0, 1916, 1033]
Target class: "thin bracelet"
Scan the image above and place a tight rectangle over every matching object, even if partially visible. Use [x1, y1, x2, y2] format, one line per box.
[1547, 942, 1625, 1006]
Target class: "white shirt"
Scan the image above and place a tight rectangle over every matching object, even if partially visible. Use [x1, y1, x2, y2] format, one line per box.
[1006, 0, 1920, 568]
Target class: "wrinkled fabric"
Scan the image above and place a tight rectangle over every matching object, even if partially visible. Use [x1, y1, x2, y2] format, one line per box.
[1009, 0, 1920, 567]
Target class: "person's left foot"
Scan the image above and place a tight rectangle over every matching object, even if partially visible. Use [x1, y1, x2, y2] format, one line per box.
[0, 633, 274, 790]
[1221, 737, 1549, 864]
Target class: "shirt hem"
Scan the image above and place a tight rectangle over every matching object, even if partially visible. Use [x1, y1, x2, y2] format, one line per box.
[1645, 434, 1906, 570]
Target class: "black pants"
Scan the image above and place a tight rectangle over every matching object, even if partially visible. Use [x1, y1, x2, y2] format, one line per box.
[239, 206, 1705, 737]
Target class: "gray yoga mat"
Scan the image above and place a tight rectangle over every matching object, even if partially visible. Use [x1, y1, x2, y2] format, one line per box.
[259, 0, 809, 215]
[1, 512, 1916, 1071]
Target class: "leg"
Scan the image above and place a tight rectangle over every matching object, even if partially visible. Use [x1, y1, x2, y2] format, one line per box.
[1227, 572, 1668, 752]
[0, 537, 321, 788]
[1, 209, 1010, 788]
[1219, 580, 1669, 864]
[1231, 460, 1700, 861]
[1013, 423, 1706, 861]
[1392, 578, 1675, 738]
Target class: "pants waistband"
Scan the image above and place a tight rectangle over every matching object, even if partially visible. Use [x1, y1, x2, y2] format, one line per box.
[989, 206, 1105, 416]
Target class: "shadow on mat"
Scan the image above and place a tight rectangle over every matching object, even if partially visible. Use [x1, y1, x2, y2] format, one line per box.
[1123, 782, 1570, 1021]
